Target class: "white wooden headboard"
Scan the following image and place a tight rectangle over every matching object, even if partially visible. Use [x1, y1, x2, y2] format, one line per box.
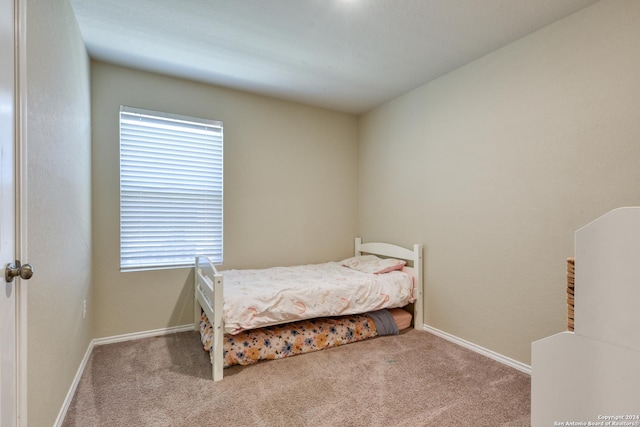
[354, 237, 424, 329]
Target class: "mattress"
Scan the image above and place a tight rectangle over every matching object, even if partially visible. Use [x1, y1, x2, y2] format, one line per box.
[219, 261, 414, 334]
[200, 308, 411, 368]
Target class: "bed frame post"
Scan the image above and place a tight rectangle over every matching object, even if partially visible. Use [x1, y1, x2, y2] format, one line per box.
[194, 257, 201, 329]
[211, 274, 224, 381]
[413, 244, 424, 330]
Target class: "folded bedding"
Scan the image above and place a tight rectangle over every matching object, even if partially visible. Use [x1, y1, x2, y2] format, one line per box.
[213, 260, 415, 334]
[199, 308, 411, 368]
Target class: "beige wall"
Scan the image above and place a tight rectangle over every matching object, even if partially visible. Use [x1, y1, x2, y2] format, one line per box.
[91, 62, 359, 338]
[26, 0, 92, 425]
[358, 0, 640, 365]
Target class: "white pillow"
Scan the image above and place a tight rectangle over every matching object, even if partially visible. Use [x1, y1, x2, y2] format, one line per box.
[341, 255, 406, 274]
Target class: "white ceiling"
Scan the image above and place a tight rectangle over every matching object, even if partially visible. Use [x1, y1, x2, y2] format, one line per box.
[70, 0, 600, 114]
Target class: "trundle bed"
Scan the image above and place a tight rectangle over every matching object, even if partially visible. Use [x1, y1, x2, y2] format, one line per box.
[194, 238, 423, 380]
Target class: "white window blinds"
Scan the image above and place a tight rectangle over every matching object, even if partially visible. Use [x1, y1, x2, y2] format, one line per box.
[119, 106, 223, 271]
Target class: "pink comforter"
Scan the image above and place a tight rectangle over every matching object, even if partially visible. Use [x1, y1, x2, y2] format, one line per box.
[219, 262, 414, 334]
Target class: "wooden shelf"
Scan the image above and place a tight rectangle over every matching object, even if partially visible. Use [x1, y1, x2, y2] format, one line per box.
[567, 257, 574, 331]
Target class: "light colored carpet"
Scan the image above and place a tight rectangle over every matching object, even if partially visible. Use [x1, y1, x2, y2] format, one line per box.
[62, 329, 530, 426]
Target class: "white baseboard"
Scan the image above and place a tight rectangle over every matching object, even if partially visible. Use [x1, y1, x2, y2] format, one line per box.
[54, 324, 195, 427]
[422, 324, 532, 375]
[53, 338, 95, 427]
[92, 324, 195, 347]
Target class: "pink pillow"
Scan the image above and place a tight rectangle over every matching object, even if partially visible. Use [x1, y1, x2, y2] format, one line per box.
[341, 255, 406, 274]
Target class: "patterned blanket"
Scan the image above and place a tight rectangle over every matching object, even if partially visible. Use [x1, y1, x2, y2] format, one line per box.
[199, 311, 380, 368]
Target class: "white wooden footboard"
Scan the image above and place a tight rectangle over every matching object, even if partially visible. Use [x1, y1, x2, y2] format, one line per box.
[194, 256, 224, 381]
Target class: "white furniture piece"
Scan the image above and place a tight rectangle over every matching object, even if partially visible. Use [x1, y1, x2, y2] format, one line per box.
[194, 237, 423, 381]
[532, 208, 640, 424]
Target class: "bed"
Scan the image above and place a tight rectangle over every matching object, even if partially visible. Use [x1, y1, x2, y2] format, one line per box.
[194, 237, 423, 380]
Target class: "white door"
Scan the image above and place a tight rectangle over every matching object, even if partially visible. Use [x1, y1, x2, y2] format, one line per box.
[1, 0, 17, 425]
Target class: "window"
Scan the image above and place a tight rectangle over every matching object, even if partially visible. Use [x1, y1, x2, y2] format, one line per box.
[119, 106, 223, 271]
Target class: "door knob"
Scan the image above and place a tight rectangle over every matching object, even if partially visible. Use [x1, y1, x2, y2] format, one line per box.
[4, 261, 34, 282]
